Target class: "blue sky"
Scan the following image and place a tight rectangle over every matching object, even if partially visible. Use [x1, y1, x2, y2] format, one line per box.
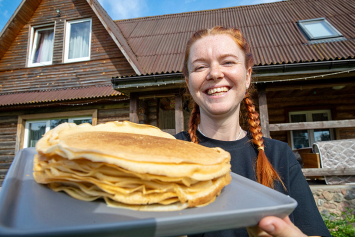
[0, 0, 281, 32]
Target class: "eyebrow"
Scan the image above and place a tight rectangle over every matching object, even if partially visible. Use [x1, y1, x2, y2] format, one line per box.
[191, 54, 239, 64]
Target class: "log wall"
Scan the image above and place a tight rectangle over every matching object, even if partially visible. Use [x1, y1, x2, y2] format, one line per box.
[0, 0, 135, 94]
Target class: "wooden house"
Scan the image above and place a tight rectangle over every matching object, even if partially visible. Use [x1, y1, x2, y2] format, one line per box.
[0, 0, 354, 184]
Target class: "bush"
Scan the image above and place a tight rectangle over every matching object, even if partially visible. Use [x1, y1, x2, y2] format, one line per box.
[322, 208, 355, 237]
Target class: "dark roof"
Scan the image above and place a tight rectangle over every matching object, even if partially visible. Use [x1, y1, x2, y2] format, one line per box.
[0, 85, 123, 106]
[116, 0, 355, 74]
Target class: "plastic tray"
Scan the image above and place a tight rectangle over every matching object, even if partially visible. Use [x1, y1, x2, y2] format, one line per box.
[0, 148, 297, 237]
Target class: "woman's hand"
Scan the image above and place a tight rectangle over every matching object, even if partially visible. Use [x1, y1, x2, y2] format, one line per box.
[246, 216, 307, 237]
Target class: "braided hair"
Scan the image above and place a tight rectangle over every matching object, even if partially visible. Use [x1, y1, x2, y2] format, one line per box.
[183, 26, 284, 189]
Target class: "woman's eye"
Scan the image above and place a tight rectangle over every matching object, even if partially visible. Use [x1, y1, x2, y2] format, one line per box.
[224, 61, 234, 65]
[194, 66, 205, 71]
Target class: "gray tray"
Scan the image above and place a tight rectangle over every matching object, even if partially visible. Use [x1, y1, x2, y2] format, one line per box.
[0, 148, 297, 237]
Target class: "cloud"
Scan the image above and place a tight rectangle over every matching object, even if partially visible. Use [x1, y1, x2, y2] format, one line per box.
[3, 10, 8, 18]
[98, 0, 148, 20]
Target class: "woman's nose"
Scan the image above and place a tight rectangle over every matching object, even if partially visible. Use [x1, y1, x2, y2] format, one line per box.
[208, 64, 223, 80]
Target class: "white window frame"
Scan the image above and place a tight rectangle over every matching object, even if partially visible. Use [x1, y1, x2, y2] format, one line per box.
[298, 18, 342, 40]
[64, 18, 92, 63]
[23, 116, 92, 148]
[28, 24, 55, 67]
[289, 110, 334, 149]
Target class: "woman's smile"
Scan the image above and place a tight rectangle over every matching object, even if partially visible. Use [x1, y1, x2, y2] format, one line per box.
[206, 86, 230, 96]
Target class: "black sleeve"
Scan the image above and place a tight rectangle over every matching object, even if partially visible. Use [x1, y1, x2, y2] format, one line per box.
[287, 149, 331, 237]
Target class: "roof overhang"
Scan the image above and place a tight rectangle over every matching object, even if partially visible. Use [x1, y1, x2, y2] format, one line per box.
[111, 60, 355, 95]
[112, 73, 185, 95]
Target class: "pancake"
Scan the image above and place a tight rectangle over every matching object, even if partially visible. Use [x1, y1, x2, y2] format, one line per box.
[33, 121, 231, 211]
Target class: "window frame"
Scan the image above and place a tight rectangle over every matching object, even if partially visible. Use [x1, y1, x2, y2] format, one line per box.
[23, 116, 93, 149]
[28, 24, 55, 67]
[16, 110, 97, 152]
[289, 110, 334, 149]
[64, 18, 92, 63]
[297, 18, 342, 40]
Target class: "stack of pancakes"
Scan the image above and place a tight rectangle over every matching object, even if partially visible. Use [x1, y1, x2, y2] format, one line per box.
[34, 121, 231, 211]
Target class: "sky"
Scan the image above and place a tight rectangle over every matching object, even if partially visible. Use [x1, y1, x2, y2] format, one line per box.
[0, 0, 282, 32]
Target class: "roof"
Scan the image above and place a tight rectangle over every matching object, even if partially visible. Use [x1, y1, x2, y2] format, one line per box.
[116, 0, 355, 74]
[0, 85, 124, 107]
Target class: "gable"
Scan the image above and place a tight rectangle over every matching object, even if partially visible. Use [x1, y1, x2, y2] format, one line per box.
[0, 0, 136, 94]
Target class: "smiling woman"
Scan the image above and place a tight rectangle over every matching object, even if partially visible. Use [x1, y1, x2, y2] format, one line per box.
[175, 26, 330, 237]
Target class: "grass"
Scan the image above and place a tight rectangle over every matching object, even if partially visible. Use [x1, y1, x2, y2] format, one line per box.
[322, 208, 355, 237]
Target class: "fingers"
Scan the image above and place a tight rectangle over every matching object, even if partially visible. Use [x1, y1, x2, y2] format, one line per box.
[247, 225, 271, 237]
[258, 216, 307, 237]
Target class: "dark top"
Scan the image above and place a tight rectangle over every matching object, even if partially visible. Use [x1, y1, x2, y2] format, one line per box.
[174, 131, 330, 237]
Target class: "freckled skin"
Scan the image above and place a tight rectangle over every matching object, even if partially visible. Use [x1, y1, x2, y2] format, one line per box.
[186, 34, 251, 120]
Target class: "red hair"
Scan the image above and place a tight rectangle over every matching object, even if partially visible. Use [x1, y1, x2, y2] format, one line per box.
[184, 26, 284, 189]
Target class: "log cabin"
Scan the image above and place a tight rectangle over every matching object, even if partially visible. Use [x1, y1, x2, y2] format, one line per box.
[0, 0, 354, 185]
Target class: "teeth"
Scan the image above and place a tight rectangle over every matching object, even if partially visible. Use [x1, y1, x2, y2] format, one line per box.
[207, 87, 229, 95]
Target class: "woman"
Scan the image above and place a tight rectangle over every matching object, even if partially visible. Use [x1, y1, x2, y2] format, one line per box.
[174, 26, 330, 237]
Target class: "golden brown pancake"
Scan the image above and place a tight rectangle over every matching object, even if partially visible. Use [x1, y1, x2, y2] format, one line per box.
[33, 121, 231, 211]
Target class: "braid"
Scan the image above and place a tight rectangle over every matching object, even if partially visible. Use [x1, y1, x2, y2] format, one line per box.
[244, 91, 285, 190]
[188, 102, 200, 144]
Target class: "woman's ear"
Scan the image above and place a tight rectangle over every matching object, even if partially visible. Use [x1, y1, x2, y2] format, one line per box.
[246, 67, 252, 89]
[185, 77, 189, 86]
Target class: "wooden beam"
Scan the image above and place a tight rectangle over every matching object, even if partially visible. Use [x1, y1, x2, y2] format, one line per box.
[270, 119, 355, 131]
[258, 85, 270, 138]
[129, 93, 139, 123]
[302, 168, 355, 176]
[266, 80, 354, 92]
[175, 95, 184, 134]
[15, 115, 24, 154]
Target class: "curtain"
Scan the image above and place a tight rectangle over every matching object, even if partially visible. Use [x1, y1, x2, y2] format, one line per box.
[68, 21, 90, 59]
[33, 29, 54, 64]
[29, 123, 46, 147]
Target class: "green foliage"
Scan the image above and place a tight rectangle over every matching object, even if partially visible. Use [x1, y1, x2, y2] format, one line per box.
[322, 208, 355, 237]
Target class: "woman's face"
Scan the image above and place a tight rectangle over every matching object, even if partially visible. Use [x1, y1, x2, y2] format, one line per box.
[186, 34, 251, 118]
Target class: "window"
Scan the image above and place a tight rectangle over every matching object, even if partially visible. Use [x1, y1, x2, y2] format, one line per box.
[298, 18, 342, 40]
[28, 25, 54, 67]
[289, 110, 334, 149]
[64, 18, 92, 63]
[23, 117, 92, 148]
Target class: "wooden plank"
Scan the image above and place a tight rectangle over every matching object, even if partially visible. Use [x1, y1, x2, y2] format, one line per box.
[15, 115, 24, 154]
[269, 119, 355, 131]
[0, 163, 11, 169]
[129, 93, 139, 123]
[0, 156, 14, 163]
[175, 95, 184, 134]
[301, 153, 320, 168]
[266, 80, 354, 92]
[258, 85, 270, 138]
[92, 109, 98, 126]
[19, 109, 98, 121]
[302, 168, 355, 176]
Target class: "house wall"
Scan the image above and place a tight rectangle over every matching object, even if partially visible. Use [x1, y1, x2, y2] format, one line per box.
[0, 0, 135, 94]
[0, 99, 130, 185]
